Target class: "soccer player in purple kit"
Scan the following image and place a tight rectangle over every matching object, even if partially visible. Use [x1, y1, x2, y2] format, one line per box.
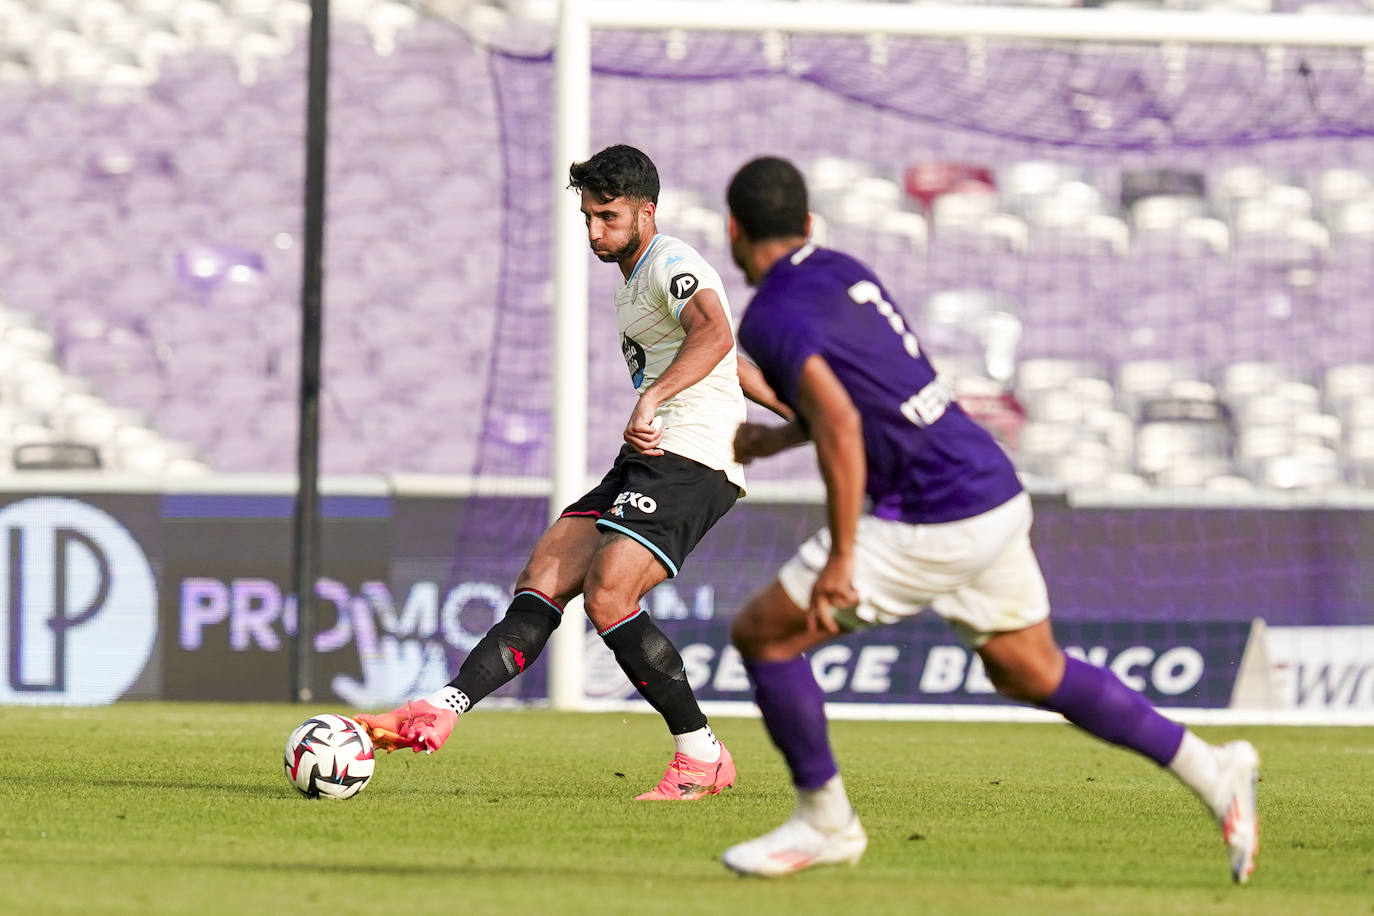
[718, 156, 1260, 880]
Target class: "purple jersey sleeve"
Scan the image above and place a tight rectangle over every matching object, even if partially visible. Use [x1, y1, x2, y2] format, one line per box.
[737, 308, 822, 409]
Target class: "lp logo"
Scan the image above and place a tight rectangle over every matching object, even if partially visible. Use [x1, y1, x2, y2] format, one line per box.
[0, 498, 156, 705]
[669, 273, 698, 300]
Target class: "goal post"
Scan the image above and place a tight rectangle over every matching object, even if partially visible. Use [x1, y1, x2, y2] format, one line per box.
[547, 3, 593, 711]
[547, 0, 1374, 711]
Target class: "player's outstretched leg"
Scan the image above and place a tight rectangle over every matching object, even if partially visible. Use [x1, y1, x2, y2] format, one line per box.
[981, 624, 1261, 883]
[983, 623, 1258, 878]
[356, 589, 562, 754]
[1045, 656, 1262, 883]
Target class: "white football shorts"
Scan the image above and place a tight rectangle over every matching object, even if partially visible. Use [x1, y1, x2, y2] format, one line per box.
[777, 492, 1050, 646]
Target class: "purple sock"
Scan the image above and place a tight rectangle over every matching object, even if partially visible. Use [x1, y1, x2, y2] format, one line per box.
[1046, 656, 1185, 766]
[744, 655, 839, 790]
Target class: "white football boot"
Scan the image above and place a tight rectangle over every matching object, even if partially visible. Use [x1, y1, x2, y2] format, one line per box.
[722, 814, 868, 877]
[1209, 740, 1261, 884]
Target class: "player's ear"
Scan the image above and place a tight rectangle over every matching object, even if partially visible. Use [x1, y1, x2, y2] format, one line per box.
[640, 199, 656, 226]
[727, 213, 740, 245]
[804, 212, 813, 239]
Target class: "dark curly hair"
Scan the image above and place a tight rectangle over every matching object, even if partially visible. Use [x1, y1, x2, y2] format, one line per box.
[568, 144, 660, 205]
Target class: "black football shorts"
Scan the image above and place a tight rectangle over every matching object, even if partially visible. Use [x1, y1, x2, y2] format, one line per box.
[560, 445, 739, 577]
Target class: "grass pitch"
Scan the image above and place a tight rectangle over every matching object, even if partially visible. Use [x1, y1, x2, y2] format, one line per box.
[1, 704, 1370, 916]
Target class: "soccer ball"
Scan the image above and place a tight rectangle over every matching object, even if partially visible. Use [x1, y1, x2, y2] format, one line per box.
[283, 714, 375, 799]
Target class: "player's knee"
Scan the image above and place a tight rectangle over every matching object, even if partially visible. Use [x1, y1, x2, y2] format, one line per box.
[730, 591, 788, 659]
[988, 671, 1037, 703]
[730, 609, 765, 658]
[582, 584, 639, 631]
[516, 558, 582, 607]
[984, 659, 1059, 704]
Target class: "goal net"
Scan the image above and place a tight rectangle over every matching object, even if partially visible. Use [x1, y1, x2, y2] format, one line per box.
[518, 1, 1374, 716]
[16, 0, 1371, 716]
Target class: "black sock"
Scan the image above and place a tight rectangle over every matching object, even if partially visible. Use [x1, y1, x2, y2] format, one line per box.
[599, 609, 707, 735]
[451, 589, 561, 707]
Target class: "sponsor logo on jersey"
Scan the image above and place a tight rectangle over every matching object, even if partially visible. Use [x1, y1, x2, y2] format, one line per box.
[621, 334, 646, 389]
[668, 272, 699, 300]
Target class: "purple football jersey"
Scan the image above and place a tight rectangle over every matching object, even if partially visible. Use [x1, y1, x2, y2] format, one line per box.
[738, 244, 1022, 524]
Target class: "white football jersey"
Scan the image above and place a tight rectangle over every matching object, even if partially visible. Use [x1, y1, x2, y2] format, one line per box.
[614, 234, 747, 491]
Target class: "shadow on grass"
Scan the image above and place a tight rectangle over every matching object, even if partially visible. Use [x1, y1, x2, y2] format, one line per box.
[3, 773, 283, 799]
[86, 778, 283, 798]
[88, 856, 748, 884]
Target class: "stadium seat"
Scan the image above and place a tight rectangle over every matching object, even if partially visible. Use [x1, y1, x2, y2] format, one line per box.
[874, 210, 928, 252]
[1015, 421, 1082, 475]
[810, 156, 874, 195]
[1256, 450, 1343, 489]
[1103, 471, 1150, 491]
[1023, 180, 1108, 228]
[6, 325, 57, 361]
[1031, 215, 1129, 257]
[0, 10, 1369, 493]
[1052, 443, 1115, 488]
[1117, 360, 1202, 402]
[1220, 361, 1298, 405]
[935, 214, 1029, 254]
[1021, 389, 1089, 425]
[1209, 164, 1274, 222]
[1134, 387, 1233, 480]
[930, 190, 999, 229]
[1330, 198, 1374, 240]
[1017, 357, 1108, 392]
[12, 441, 102, 471]
[10, 422, 60, 451]
[1233, 199, 1331, 265]
[1324, 363, 1374, 410]
[1177, 217, 1231, 256]
[999, 160, 1073, 210]
[1203, 473, 1256, 493]
[1153, 456, 1238, 488]
[164, 456, 213, 476]
[903, 161, 994, 210]
[1129, 193, 1206, 232]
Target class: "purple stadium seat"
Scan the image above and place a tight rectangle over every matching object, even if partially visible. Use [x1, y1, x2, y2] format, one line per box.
[0, 25, 1368, 488]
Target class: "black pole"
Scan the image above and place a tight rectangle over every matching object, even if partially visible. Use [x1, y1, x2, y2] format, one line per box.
[291, 0, 330, 703]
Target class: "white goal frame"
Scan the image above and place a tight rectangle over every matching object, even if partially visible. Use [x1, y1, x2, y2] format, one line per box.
[547, 0, 1374, 713]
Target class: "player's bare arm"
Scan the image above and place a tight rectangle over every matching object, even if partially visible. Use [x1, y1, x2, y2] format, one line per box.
[624, 287, 734, 455]
[733, 417, 809, 464]
[795, 353, 864, 633]
[732, 358, 803, 463]
[737, 356, 794, 420]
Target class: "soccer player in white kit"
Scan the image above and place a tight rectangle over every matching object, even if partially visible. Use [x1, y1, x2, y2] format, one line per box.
[718, 156, 1260, 880]
[359, 145, 789, 801]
